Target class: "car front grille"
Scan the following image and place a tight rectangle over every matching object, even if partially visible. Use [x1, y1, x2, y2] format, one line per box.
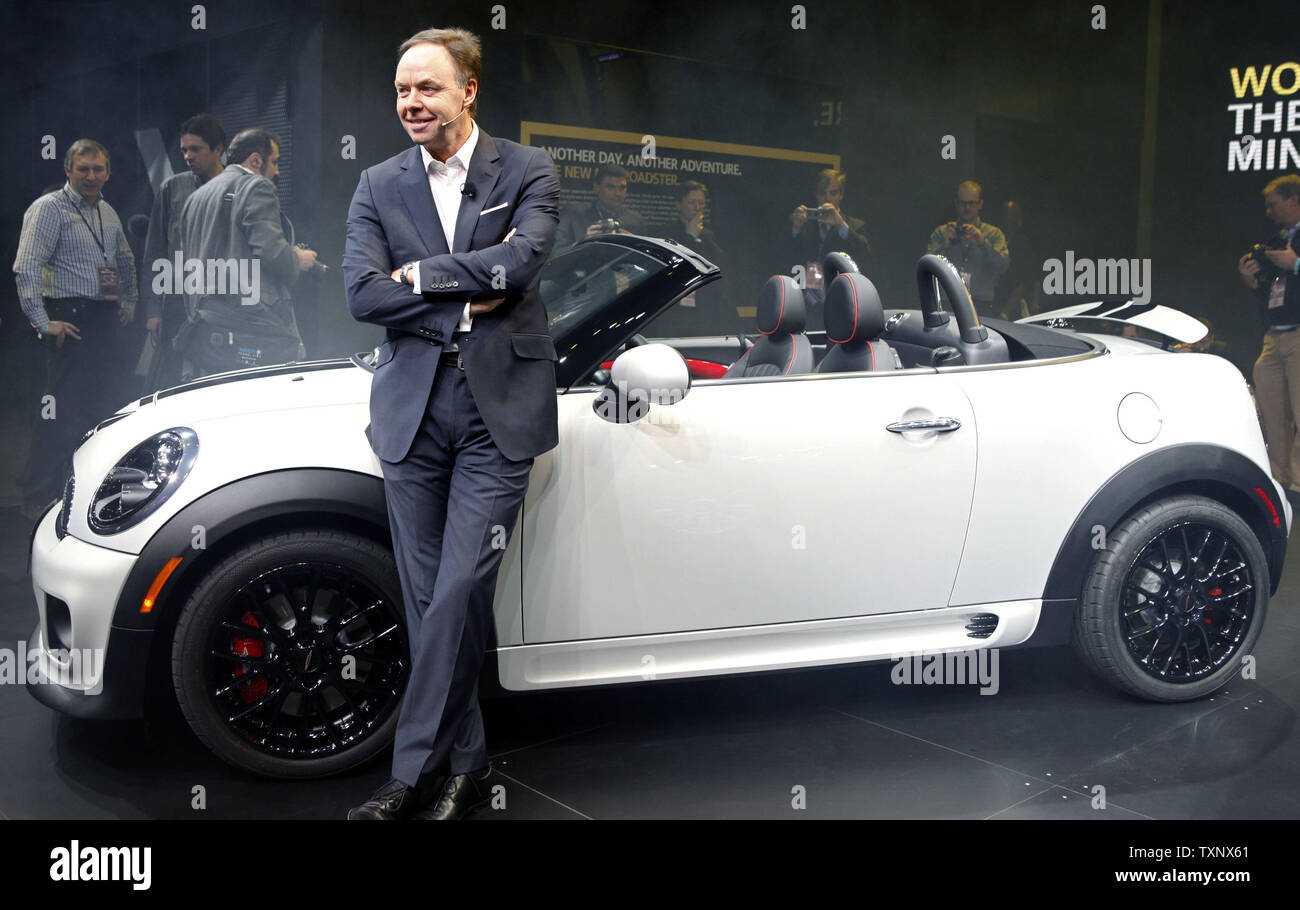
[55, 473, 74, 540]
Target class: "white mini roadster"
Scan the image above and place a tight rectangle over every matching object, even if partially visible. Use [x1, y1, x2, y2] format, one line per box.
[26, 235, 1289, 778]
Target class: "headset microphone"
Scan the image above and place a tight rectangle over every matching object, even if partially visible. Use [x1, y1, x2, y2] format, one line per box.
[442, 99, 471, 127]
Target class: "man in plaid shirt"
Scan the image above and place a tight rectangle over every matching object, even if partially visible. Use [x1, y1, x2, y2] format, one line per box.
[13, 138, 138, 517]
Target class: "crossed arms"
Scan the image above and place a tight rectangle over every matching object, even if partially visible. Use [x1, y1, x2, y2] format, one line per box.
[343, 146, 560, 339]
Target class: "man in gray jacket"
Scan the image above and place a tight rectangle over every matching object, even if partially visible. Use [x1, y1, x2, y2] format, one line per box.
[177, 127, 316, 378]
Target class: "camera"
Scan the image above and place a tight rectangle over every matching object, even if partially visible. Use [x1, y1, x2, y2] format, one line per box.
[598, 217, 620, 233]
[1245, 242, 1276, 272]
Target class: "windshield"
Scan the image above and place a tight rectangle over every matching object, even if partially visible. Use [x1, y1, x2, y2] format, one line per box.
[541, 241, 667, 346]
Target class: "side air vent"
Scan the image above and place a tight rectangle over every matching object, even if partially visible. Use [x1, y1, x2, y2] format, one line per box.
[965, 613, 999, 639]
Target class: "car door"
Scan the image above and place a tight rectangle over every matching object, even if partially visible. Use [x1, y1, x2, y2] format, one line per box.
[520, 368, 978, 643]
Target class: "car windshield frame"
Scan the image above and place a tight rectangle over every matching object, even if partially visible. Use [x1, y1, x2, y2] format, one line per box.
[541, 234, 718, 388]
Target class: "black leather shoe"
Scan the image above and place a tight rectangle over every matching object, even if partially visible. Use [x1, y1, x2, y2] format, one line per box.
[413, 766, 494, 820]
[346, 776, 444, 820]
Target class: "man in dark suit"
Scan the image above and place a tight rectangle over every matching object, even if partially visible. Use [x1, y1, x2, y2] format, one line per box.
[343, 26, 560, 820]
[786, 168, 872, 274]
[554, 163, 647, 251]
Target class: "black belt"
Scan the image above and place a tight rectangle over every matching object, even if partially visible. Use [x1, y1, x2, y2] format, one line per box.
[46, 296, 107, 309]
[438, 349, 464, 370]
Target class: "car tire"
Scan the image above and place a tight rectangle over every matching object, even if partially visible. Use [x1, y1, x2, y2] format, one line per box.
[172, 528, 408, 778]
[1072, 495, 1268, 702]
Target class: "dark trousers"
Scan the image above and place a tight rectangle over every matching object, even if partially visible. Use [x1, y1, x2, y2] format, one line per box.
[144, 296, 187, 392]
[381, 359, 534, 786]
[20, 298, 122, 506]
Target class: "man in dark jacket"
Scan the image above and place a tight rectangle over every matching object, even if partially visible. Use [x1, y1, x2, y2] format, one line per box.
[1239, 173, 1300, 493]
[142, 113, 225, 388]
[554, 164, 647, 251]
[786, 168, 871, 275]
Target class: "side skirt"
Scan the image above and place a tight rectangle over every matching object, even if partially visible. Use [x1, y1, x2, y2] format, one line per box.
[495, 600, 1043, 691]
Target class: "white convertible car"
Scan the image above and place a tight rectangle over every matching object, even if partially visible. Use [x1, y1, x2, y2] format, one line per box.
[26, 235, 1290, 779]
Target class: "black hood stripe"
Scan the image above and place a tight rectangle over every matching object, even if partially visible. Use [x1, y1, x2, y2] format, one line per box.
[153, 359, 356, 401]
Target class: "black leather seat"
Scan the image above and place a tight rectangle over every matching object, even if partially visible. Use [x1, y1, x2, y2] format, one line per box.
[725, 276, 815, 378]
[815, 273, 901, 373]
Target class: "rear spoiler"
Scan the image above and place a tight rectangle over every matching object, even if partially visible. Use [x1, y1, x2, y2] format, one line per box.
[1018, 300, 1208, 345]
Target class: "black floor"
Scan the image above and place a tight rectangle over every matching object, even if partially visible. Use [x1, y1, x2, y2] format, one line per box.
[1, 503, 1297, 820]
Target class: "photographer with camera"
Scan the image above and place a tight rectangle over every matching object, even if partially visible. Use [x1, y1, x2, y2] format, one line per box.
[788, 168, 872, 278]
[926, 180, 1010, 311]
[554, 164, 646, 252]
[1238, 173, 1300, 493]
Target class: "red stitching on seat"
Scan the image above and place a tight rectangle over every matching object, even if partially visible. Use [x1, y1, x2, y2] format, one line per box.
[760, 276, 786, 336]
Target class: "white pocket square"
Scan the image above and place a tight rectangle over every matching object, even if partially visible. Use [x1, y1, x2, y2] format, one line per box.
[479, 202, 509, 216]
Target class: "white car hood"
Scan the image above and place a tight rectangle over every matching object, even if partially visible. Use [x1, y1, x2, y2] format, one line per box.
[124, 359, 370, 425]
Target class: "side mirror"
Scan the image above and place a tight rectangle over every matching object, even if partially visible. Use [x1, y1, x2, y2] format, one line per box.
[593, 343, 691, 424]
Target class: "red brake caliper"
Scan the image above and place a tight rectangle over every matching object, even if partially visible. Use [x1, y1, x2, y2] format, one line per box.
[233, 611, 269, 703]
[1205, 588, 1222, 624]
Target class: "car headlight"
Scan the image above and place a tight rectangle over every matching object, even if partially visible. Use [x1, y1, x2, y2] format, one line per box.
[88, 428, 198, 534]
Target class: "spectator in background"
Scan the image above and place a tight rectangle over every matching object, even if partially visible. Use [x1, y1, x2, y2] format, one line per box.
[787, 168, 871, 280]
[13, 139, 138, 518]
[142, 113, 226, 390]
[927, 180, 1010, 312]
[659, 180, 723, 262]
[177, 128, 316, 378]
[1238, 173, 1300, 496]
[554, 164, 647, 252]
[650, 180, 729, 336]
[991, 200, 1039, 319]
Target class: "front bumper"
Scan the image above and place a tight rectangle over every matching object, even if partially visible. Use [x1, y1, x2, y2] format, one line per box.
[25, 504, 152, 719]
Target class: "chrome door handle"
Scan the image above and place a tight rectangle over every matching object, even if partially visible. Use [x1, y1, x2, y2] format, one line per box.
[886, 417, 962, 433]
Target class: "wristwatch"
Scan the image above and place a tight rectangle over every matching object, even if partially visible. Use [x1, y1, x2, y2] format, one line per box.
[399, 262, 417, 285]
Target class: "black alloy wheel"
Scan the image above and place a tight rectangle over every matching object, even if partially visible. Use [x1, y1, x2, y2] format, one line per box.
[1073, 495, 1269, 702]
[1119, 522, 1255, 684]
[173, 529, 408, 778]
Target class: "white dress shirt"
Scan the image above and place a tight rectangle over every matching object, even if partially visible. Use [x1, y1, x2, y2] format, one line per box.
[410, 122, 478, 349]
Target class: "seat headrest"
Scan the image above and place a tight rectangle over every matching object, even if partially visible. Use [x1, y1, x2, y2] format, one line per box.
[825, 273, 885, 344]
[823, 251, 860, 288]
[757, 275, 807, 335]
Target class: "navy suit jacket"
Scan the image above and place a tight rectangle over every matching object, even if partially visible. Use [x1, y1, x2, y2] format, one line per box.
[344, 130, 561, 463]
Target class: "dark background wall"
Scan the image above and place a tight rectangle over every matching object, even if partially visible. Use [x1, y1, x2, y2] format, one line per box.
[2, 0, 1299, 500]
